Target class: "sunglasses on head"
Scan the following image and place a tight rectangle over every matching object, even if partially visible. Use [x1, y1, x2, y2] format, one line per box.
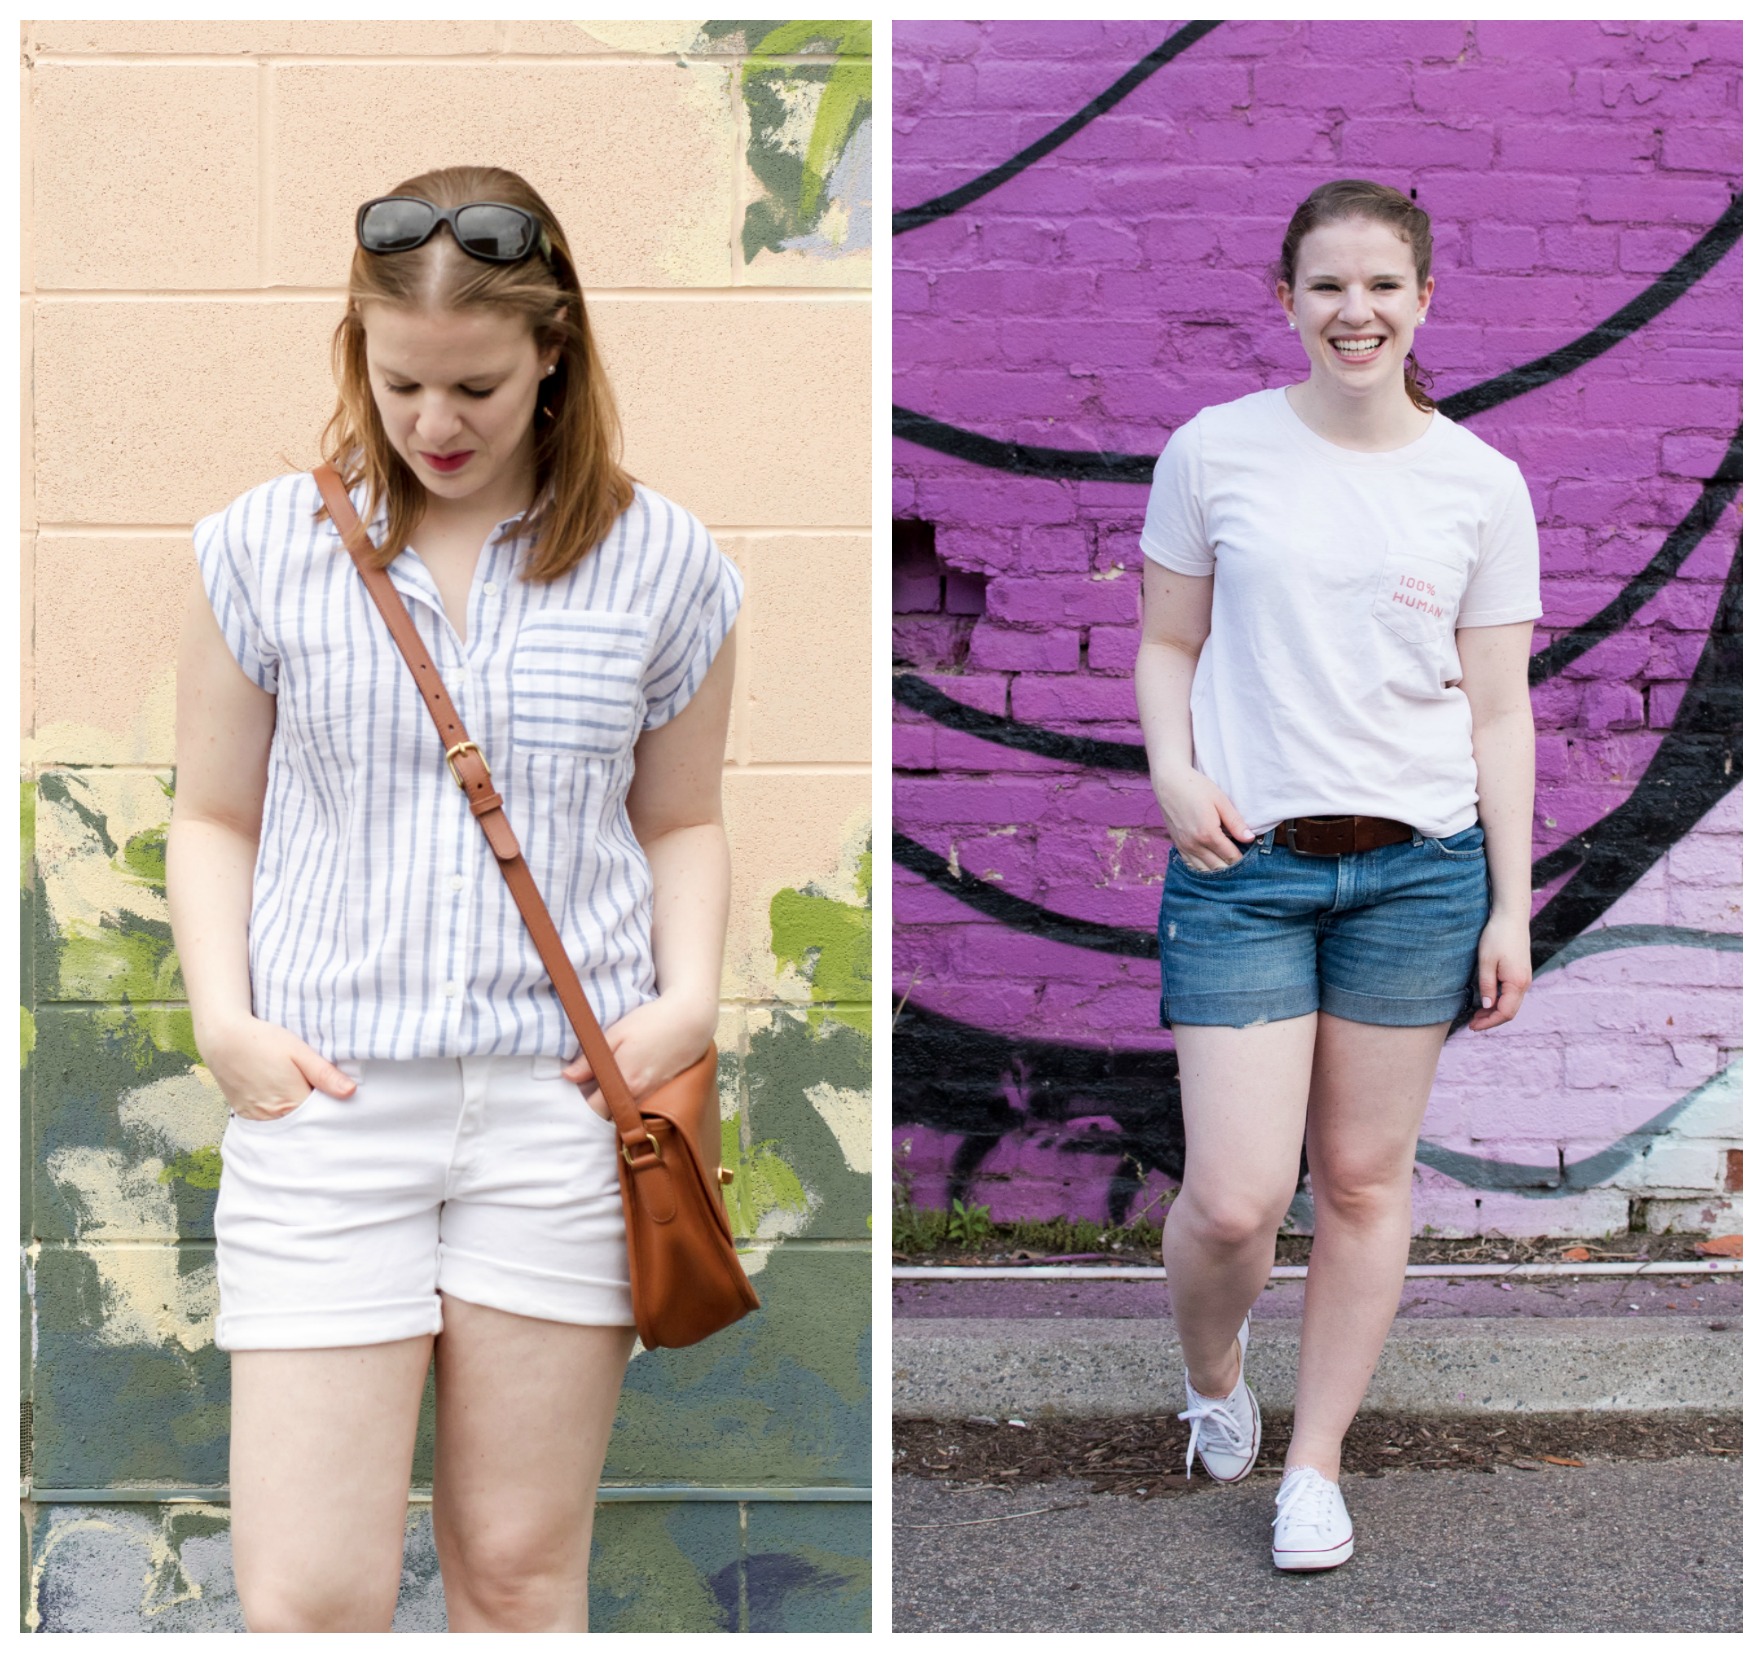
[355, 197, 553, 265]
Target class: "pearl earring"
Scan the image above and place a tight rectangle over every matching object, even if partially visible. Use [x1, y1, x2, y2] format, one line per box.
[1288, 319, 1296, 330]
[1417, 314, 1427, 325]
[544, 364, 557, 376]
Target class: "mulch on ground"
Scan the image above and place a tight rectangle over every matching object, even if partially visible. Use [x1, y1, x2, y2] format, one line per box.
[898, 1232, 1727, 1268]
[894, 1411, 1742, 1499]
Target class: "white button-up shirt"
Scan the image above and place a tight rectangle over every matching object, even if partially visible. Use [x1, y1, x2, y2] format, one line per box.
[194, 471, 742, 1060]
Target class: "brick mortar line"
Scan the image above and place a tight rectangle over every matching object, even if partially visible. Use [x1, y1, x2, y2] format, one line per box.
[29, 288, 871, 302]
[28, 53, 867, 67]
[20, 762, 871, 776]
[27, 1236, 873, 1251]
[255, 59, 270, 283]
[31, 525, 874, 536]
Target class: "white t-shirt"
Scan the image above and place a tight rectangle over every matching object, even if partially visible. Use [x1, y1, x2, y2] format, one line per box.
[1140, 387, 1541, 839]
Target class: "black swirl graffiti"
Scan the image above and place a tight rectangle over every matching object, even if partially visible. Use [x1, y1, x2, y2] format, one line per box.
[892, 22, 1224, 236]
[892, 25, 1743, 1213]
[892, 196, 1743, 481]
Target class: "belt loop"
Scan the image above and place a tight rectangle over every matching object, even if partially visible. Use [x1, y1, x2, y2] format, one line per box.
[1259, 828, 1275, 854]
[1411, 828, 1424, 846]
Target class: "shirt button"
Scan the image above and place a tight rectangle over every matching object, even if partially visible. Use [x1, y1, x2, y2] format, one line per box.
[449, 875, 465, 893]
[443, 980, 460, 998]
[482, 582, 498, 598]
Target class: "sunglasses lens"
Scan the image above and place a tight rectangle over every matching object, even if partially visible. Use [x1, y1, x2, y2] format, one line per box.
[454, 205, 535, 262]
[360, 199, 435, 252]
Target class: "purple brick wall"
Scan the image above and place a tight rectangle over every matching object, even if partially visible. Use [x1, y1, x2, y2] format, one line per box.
[893, 20, 1742, 1239]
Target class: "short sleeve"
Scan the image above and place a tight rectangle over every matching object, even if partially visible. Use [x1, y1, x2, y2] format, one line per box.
[192, 492, 279, 693]
[1140, 416, 1213, 576]
[641, 517, 743, 729]
[1458, 464, 1543, 628]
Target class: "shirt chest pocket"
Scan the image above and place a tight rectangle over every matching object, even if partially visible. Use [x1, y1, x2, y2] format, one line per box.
[509, 611, 654, 758]
[1372, 547, 1466, 654]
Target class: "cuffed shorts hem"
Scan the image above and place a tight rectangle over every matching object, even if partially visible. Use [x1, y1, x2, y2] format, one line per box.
[215, 1296, 443, 1352]
[1160, 983, 1319, 1029]
[438, 1243, 635, 1329]
[1319, 980, 1465, 1028]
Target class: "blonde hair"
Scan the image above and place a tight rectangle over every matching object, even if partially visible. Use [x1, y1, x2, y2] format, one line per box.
[1279, 178, 1437, 413]
[318, 164, 634, 580]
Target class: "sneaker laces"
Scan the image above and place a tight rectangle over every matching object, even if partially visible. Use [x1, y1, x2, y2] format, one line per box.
[1274, 1466, 1337, 1535]
[1177, 1387, 1250, 1478]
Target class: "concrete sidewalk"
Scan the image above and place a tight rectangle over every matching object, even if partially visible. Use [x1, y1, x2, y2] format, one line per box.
[893, 1274, 1743, 1418]
[892, 1461, 1742, 1633]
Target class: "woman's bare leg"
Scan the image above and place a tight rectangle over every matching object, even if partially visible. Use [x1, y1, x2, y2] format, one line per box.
[1162, 1016, 1316, 1396]
[430, 1296, 636, 1633]
[1287, 1012, 1451, 1478]
[229, 1337, 434, 1631]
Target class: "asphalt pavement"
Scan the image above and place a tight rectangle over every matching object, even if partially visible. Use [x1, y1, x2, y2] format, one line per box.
[892, 1459, 1742, 1633]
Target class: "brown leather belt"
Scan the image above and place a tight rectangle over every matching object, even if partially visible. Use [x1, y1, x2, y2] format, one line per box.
[1273, 815, 1414, 856]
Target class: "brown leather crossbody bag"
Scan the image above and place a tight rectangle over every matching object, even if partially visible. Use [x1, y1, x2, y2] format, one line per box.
[312, 465, 759, 1350]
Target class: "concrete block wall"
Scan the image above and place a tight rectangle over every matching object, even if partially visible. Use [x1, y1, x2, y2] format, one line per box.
[892, 21, 1741, 1242]
[22, 19, 871, 1633]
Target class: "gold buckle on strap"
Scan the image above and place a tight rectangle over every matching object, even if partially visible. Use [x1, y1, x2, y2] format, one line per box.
[445, 741, 486, 790]
[621, 1132, 661, 1166]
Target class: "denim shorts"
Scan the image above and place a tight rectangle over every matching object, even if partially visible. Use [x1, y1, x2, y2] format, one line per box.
[1158, 823, 1491, 1029]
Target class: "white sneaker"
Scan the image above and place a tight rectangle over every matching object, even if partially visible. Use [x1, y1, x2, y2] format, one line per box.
[1272, 1466, 1355, 1570]
[1177, 1315, 1260, 1483]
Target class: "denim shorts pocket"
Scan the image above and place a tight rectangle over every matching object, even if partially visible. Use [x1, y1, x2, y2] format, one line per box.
[1169, 846, 1253, 880]
[1427, 823, 1486, 860]
[510, 611, 654, 757]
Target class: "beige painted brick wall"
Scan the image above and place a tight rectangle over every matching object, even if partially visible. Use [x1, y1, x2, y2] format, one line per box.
[21, 18, 873, 1006]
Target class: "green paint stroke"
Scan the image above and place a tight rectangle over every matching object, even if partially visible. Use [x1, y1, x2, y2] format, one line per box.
[769, 844, 871, 1035]
[729, 20, 872, 261]
[22, 778, 36, 885]
[20, 1007, 34, 1069]
[159, 1147, 222, 1192]
[590, 1503, 729, 1634]
[722, 1118, 809, 1240]
[120, 825, 167, 890]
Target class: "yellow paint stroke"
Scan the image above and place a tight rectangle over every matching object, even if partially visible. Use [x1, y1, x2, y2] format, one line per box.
[804, 1081, 870, 1175]
[34, 771, 172, 958]
[27, 1502, 222, 1628]
[27, 663, 177, 770]
[44, 1147, 216, 1352]
[569, 20, 703, 54]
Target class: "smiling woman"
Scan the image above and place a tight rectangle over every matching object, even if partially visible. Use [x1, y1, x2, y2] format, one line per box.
[1137, 177, 1541, 1573]
[164, 164, 741, 1633]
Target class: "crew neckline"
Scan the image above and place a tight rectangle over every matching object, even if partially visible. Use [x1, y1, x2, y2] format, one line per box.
[1271, 384, 1445, 464]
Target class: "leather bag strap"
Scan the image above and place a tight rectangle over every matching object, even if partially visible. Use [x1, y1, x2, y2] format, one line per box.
[310, 465, 659, 1168]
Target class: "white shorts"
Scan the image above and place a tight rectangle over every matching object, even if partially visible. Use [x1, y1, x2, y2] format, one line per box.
[214, 1054, 632, 1350]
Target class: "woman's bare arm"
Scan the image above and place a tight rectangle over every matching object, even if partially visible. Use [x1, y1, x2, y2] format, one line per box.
[1457, 619, 1536, 1030]
[1135, 561, 1255, 869]
[166, 569, 355, 1115]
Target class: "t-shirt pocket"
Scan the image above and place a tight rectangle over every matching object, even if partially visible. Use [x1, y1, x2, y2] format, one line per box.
[1372, 547, 1464, 655]
[510, 611, 654, 757]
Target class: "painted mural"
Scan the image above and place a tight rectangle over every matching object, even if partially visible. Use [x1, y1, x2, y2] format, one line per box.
[893, 20, 1742, 1240]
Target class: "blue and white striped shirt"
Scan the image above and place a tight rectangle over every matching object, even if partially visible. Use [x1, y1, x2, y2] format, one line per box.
[193, 470, 742, 1060]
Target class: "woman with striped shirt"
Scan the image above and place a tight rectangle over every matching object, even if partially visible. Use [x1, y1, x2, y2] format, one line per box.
[166, 166, 741, 1632]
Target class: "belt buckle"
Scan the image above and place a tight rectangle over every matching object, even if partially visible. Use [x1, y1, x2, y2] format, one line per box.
[445, 740, 486, 790]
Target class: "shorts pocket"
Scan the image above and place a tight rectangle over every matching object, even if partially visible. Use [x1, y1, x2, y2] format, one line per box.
[1168, 845, 1253, 880]
[228, 1085, 317, 1131]
[510, 611, 654, 757]
[1427, 823, 1486, 860]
